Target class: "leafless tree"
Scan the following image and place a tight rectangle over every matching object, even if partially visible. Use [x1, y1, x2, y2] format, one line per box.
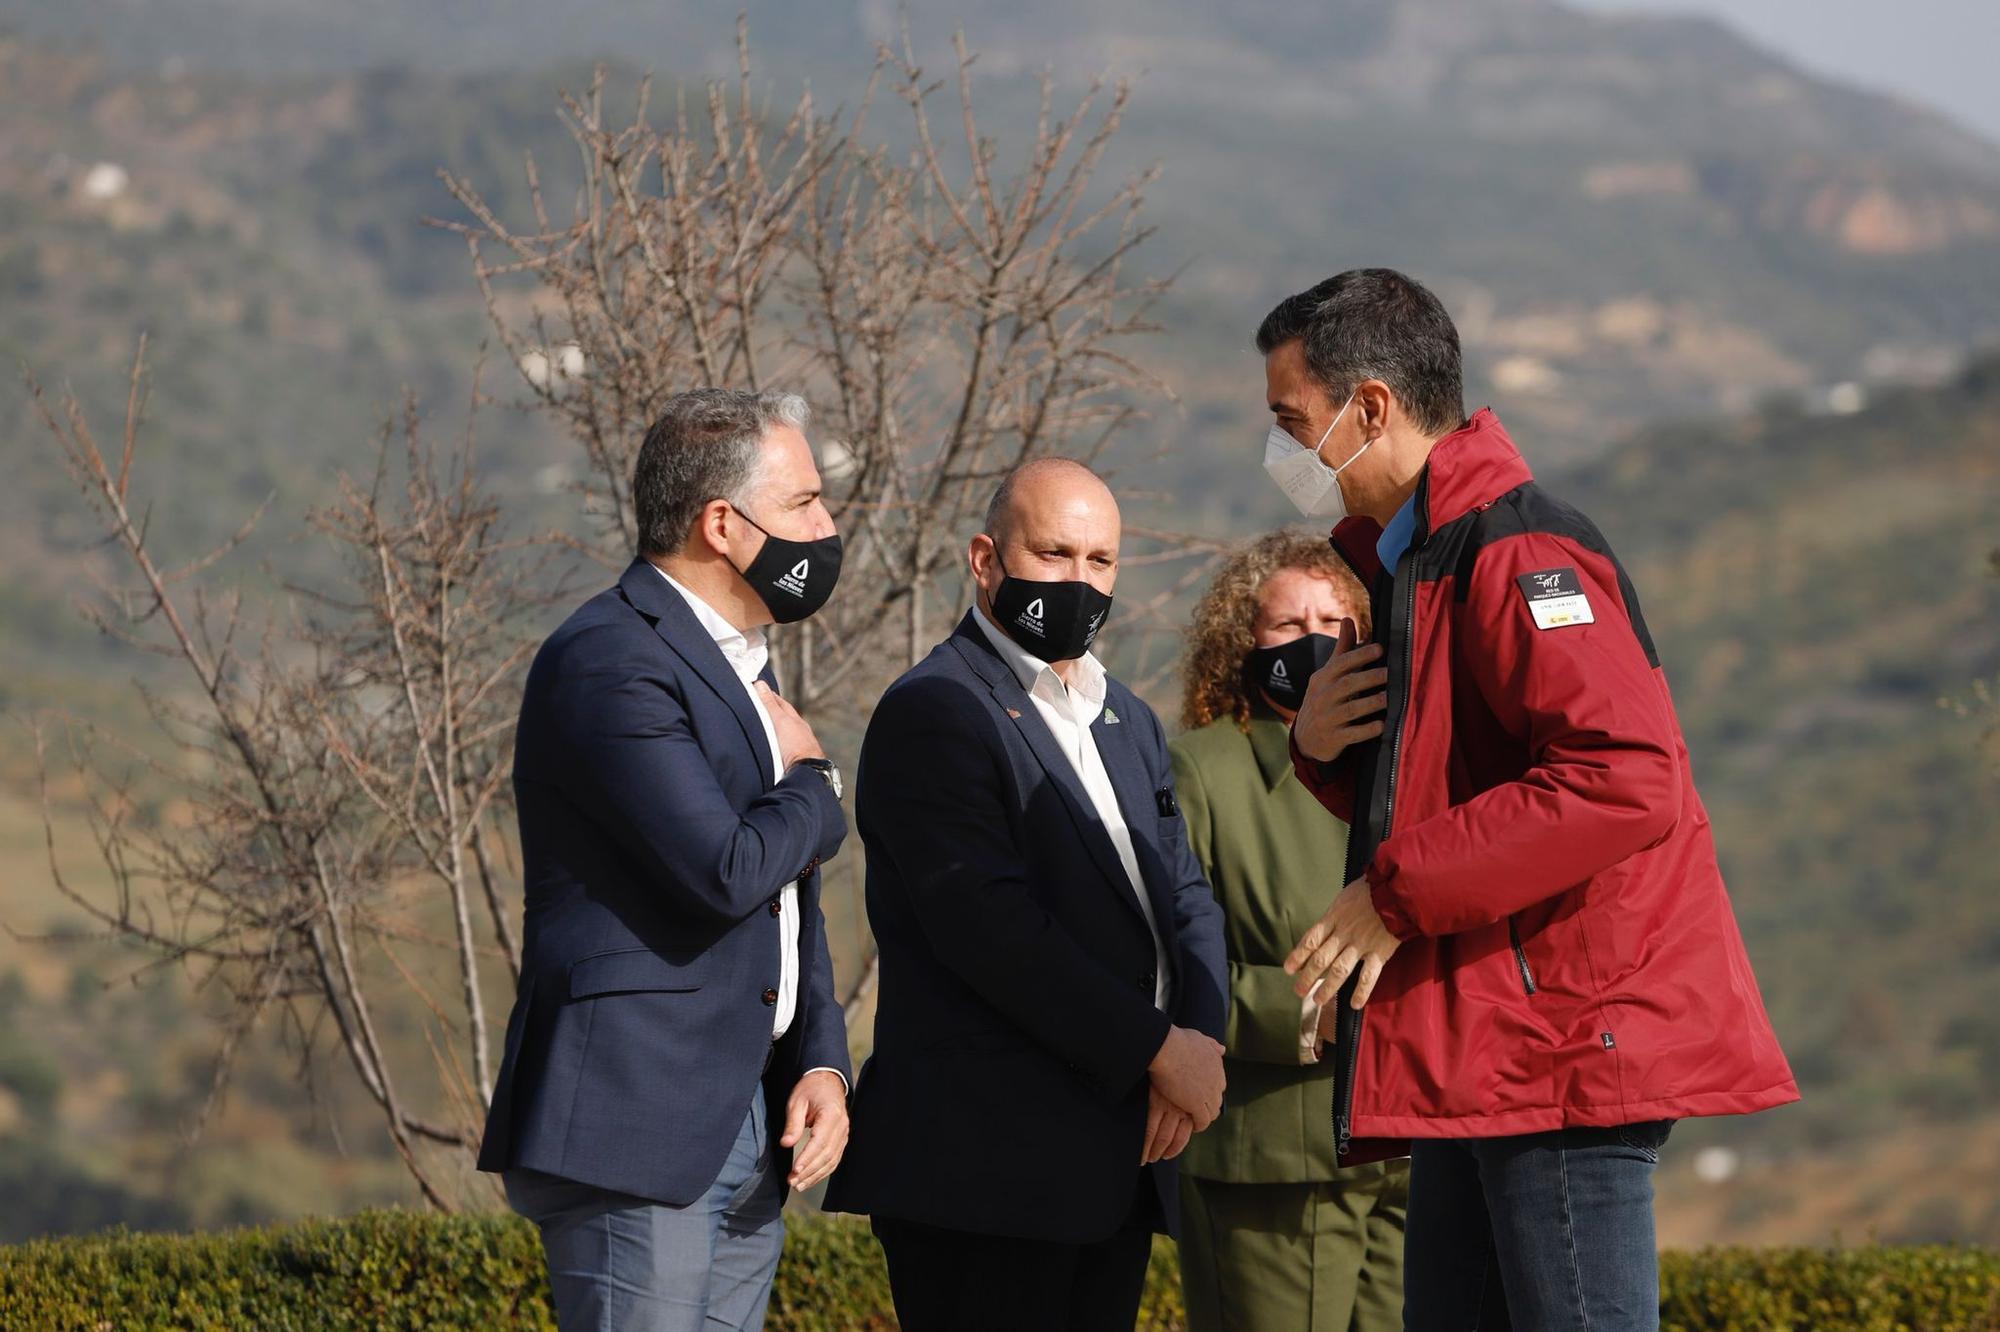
[440, 24, 1222, 1015]
[27, 344, 549, 1207]
[26, 25, 1222, 1208]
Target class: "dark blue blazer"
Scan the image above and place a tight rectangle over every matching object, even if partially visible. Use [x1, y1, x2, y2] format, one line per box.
[823, 612, 1227, 1245]
[477, 559, 850, 1206]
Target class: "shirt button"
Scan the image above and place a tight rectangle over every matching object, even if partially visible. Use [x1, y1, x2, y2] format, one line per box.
[761, 987, 779, 1006]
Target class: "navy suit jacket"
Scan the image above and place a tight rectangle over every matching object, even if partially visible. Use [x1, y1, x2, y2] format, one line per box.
[823, 612, 1227, 1244]
[477, 559, 851, 1205]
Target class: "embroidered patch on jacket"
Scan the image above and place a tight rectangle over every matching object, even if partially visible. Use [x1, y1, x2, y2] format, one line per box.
[1515, 567, 1595, 630]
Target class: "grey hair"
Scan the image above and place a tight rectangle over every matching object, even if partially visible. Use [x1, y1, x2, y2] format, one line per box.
[632, 389, 812, 556]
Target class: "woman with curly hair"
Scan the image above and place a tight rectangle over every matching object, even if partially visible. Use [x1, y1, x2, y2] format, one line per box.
[1171, 529, 1407, 1332]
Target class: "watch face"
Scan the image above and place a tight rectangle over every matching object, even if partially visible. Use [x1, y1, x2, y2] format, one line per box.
[802, 758, 842, 799]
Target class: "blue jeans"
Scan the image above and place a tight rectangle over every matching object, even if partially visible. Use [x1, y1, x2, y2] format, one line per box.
[504, 1093, 785, 1332]
[1403, 1120, 1673, 1332]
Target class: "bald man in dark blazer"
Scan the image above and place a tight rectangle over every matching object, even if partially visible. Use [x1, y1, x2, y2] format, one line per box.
[827, 459, 1229, 1331]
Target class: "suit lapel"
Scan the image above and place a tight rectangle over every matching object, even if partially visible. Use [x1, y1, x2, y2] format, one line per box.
[618, 560, 777, 788]
[1090, 702, 1181, 943]
[1246, 713, 1297, 792]
[945, 617, 1151, 931]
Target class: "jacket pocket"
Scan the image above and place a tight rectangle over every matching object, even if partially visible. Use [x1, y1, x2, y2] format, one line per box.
[568, 947, 707, 999]
[1508, 916, 1537, 996]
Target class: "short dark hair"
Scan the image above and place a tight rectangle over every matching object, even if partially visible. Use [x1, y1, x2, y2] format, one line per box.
[632, 389, 810, 556]
[1255, 268, 1465, 436]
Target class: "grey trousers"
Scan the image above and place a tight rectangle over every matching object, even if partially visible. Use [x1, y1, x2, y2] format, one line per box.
[505, 1093, 785, 1332]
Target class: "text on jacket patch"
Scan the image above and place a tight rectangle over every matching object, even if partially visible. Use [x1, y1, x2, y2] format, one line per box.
[1515, 567, 1595, 630]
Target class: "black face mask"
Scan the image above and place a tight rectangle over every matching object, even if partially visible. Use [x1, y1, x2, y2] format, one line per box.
[730, 504, 843, 624]
[991, 556, 1114, 663]
[1245, 632, 1338, 710]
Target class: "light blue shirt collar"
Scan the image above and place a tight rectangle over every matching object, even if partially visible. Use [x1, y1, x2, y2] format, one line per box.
[1376, 491, 1420, 572]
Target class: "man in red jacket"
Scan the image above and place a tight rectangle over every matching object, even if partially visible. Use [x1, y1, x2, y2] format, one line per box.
[1259, 269, 1797, 1331]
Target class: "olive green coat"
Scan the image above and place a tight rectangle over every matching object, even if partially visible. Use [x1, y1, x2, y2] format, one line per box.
[1170, 711, 1352, 1183]
[1172, 710, 1407, 1329]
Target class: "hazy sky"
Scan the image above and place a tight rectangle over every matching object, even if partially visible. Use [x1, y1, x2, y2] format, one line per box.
[1571, 0, 2000, 143]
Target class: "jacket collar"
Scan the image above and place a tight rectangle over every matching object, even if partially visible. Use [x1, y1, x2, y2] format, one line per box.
[944, 611, 1168, 936]
[616, 558, 777, 782]
[1245, 708, 1296, 793]
[1329, 408, 1532, 576]
[969, 604, 1110, 712]
[652, 565, 770, 673]
[949, 607, 1016, 689]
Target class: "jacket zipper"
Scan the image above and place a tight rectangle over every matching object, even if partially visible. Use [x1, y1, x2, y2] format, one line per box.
[1334, 537, 1419, 1161]
[1509, 916, 1538, 996]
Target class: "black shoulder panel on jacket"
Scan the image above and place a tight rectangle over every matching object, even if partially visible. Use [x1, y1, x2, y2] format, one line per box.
[1429, 481, 1661, 670]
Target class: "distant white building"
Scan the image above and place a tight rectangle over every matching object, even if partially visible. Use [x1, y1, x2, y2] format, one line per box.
[82, 162, 129, 201]
[1491, 355, 1562, 395]
[818, 438, 859, 484]
[1692, 1146, 1740, 1185]
[521, 344, 587, 393]
[1804, 381, 1869, 417]
[519, 349, 552, 390]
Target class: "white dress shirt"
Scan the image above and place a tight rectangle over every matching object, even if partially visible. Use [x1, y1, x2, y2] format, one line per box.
[972, 605, 1172, 1010]
[654, 568, 804, 1040]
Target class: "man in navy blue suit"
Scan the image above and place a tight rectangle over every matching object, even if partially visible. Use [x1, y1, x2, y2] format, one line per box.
[479, 388, 853, 1331]
[825, 458, 1230, 1331]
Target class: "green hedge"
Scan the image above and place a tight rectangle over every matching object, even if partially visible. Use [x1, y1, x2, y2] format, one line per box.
[1659, 1245, 2000, 1331]
[0, 1209, 1994, 1330]
[0, 1210, 550, 1332]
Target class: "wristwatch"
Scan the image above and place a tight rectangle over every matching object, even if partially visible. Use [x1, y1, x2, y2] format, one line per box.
[793, 756, 843, 800]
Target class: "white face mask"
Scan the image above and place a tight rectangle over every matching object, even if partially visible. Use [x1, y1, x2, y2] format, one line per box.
[1262, 388, 1373, 520]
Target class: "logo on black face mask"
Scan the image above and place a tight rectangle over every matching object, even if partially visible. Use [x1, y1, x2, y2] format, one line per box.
[730, 504, 843, 624]
[1245, 632, 1340, 709]
[992, 556, 1114, 662]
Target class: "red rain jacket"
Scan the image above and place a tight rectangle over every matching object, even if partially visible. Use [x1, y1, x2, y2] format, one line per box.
[1293, 409, 1797, 1156]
